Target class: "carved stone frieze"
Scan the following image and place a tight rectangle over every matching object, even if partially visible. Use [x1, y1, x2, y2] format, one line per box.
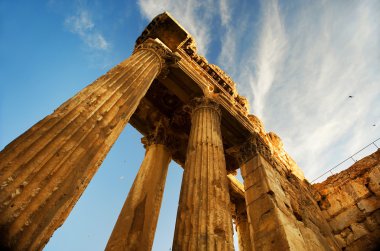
[181, 37, 253, 117]
[227, 132, 272, 165]
[235, 95, 249, 114]
[182, 38, 236, 96]
[141, 118, 182, 158]
[141, 118, 169, 145]
[170, 106, 191, 132]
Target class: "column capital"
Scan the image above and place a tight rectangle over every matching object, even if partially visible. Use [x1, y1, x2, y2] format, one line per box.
[231, 200, 248, 224]
[141, 118, 179, 154]
[134, 38, 180, 79]
[226, 133, 271, 165]
[187, 96, 221, 120]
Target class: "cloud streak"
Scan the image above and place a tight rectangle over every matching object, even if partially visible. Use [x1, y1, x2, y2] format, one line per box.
[65, 9, 109, 50]
[220, 0, 380, 180]
[250, 0, 287, 119]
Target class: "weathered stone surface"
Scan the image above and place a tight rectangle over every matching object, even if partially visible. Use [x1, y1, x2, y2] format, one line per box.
[329, 206, 366, 233]
[314, 149, 380, 251]
[349, 223, 368, 243]
[357, 197, 380, 214]
[368, 166, 380, 196]
[241, 151, 339, 251]
[334, 233, 346, 248]
[0, 38, 175, 251]
[324, 189, 356, 217]
[235, 215, 253, 251]
[172, 98, 234, 250]
[364, 214, 378, 232]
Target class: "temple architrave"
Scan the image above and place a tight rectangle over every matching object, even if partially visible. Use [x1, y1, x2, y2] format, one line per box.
[1, 12, 379, 251]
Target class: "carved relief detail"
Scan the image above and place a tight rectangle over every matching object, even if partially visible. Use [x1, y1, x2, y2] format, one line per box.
[182, 38, 236, 97]
[141, 118, 181, 156]
[227, 132, 272, 165]
[182, 37, 251, 115]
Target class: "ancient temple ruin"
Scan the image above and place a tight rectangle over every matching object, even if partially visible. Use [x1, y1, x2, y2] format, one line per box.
[0, 12, 379, 251]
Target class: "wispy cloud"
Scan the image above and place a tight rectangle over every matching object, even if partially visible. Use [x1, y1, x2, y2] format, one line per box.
[219, 0, 231, 26]
[250, 0, 287, 119]
[65, 9, 109, 50]
[219, 0, 380, 180]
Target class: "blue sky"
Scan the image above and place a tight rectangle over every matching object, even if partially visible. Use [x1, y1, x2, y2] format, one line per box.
[1, 0, 379, 250]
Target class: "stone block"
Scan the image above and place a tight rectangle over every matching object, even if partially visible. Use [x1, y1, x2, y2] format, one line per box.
[329, 206, 365, 233]
[254, 227, 288, 251]
[346, 231, 355, 246]
[250, 193, 278, 223]
[255, 208, 279, 236]
[252, 206, 307, 251]
[244, 165, 288, 206]
[334, 234, 346, 248]
[243, 165, 265, 189]
[298, 224, 326, 250]
[357, 196, 380, 214]
[345, 231, 380, 251]
[368, 167, 380, 196]
[321, 210, 331, 221]
[364, 215, 378, 232]
[350, 223, 368, 242]
[373, 209, 380, 224]
[343, 181, 370, 201]
[240, 155, 263, 179]
[326, 190, 355, 216]
[277, 209, 307, 250]
[340, 227, 352, 238]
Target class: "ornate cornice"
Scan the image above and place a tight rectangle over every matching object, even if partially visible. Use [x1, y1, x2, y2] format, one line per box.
[134, 38, 180, 79]
[181, 37, 250, 114]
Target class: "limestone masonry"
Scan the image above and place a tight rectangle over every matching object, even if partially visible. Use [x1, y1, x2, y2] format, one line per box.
[0, 12, 378, 251]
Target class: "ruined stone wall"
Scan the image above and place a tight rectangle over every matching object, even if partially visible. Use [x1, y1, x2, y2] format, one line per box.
[254, 155, 340, 250]
[314, 149, 380, 250]
[240, 115, 340, 250]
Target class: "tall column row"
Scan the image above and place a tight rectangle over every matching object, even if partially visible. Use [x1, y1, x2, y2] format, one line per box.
[0, 38, 177, 251]
[0, 37, 248, 250]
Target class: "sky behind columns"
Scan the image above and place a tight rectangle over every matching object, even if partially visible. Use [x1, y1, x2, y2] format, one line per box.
[0, 0, 379, 250]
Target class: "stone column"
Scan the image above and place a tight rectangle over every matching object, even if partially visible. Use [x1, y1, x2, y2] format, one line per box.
[105, 123, 172, 251]
[233, 202, 253, 251]
[229, 135, 307, 251]
[172, 97, 234, 251]
[0, 38, 178, 251]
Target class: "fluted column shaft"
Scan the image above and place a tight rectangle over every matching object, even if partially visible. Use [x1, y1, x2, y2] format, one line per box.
[172, 98, 234, 251]
[235, 215, 253, 251]
[0, 38, 176, 251]
[106, 141, 171, 251]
